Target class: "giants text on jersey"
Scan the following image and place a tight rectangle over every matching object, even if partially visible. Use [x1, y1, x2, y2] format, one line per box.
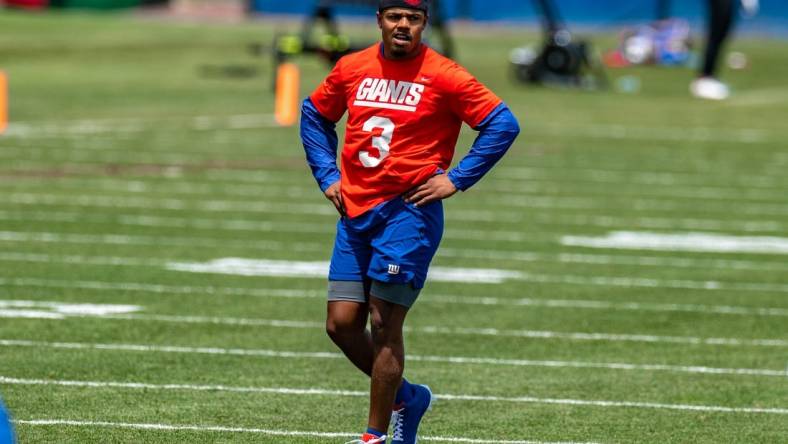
[354, 78, 425, 112]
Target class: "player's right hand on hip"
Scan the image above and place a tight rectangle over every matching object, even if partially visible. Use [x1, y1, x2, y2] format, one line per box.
[324, 180, 347, 217]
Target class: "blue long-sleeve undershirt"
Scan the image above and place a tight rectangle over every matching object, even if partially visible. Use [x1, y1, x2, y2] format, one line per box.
[447, 103, 520, 191]
[301, 98, 341, 192]
[300, 98, 520, 193]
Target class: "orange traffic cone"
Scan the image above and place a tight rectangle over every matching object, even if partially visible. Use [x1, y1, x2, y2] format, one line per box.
[274, 62, 300, 127]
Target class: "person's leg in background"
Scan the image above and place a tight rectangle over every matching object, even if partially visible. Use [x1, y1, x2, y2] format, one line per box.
[691, 0, 737, 99]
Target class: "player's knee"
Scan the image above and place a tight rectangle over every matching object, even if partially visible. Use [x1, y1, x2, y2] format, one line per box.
[325, 316, 358, 342]
[369, 315, 402, 346]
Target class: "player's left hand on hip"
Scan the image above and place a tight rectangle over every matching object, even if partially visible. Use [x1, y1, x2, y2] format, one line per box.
[404, 173, 457, 207]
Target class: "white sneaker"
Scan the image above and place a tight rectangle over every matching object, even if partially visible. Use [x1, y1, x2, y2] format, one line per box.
[345, 434, 388, 444]
[690, 77, 730, 100]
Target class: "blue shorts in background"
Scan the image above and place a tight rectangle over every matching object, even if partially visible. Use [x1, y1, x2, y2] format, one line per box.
[329, 196, 444, 290]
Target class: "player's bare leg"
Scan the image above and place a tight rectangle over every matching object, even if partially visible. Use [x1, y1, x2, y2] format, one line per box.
[326, 301, 374, 376]
[367, 295, 409, 432]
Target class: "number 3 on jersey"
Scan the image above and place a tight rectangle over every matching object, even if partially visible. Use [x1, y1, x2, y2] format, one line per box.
[360, 116, 394, 168]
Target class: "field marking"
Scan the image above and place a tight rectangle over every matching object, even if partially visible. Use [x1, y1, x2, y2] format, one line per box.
[2, 301, 785, 348]
[6, 192, 787, 233]
[7, 192, 788, 234]
[727, 87, 788, 107]
[4, 230, 788, 292]
[11, 188, 788, 222]
[525, 121, 771, 144]
[1, 340, 785, 377]
[6, 175, 788, 204]
[484, 181, 788, 204]
[0, 300, 140, 319]
[562, 231, 788, 255]
[12, 419, 596, 444]
[2, 114, 280, 138]
[164, 257, 788, 294]
[493, 166, 788, 190]
[8, 175, 788, 215]
[481, 194, 788, 218]
[167, 257, 523, 284]
[6, 225, 788, 272]
[0, 148, 214, 164]
[3, 376, 788, 416]
[6, 209, 788, 253]
[206, 166, 788, 192]
[2, 112, 773, 144]
[0, 229, 322, 252]
[3, 207, 788, 264]
[7, 231, 788, 293]
[3, 277, 788, 317]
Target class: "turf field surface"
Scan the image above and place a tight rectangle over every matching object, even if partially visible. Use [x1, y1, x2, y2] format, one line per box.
[0, 9, 787, 444]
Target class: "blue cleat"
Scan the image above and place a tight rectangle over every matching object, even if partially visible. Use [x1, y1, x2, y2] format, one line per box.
[390, 384, 434, 444]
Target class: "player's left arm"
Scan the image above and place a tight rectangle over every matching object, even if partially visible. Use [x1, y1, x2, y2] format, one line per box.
[405, 103, 520, 207]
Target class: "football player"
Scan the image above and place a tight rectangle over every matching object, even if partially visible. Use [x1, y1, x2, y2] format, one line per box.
[301, 1, 520, 442]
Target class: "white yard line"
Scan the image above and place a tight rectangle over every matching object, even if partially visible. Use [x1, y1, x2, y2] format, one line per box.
[493, 166, 788, 190]
[3, 233, 787, 271]
[0, 211, 788, 272]
[205, 166, 788, 192]
[0, 148, 213, 164]
[12, 419, 596, 444]
[166, 257, 523, 284]
[10, 188, 788, 221]
[8, 245, 771, 292]
[484, 181, 788, 204]
[524, 121, 771, 144]
[5, 174, 788, 204]
[166, 257, 788, 294]
[3, 210, 787, 247]
[201, 167, 788, 196]
[2, 114, 280, 138]
[481, 194, 788, 218]
[562, 231, 788, 255]
[3, 277, 788, 317]
[2, 113, 772, 145]
[0, 340, 785, 377]
[0, 230, 323, 252]
[2, 306, 785, 348]
[727, 87, 788, 107]
[6, 192, 786, 233]
[3, 377, 787, 416]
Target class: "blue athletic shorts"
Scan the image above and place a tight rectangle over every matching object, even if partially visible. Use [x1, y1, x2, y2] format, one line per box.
[328, 196, 443, 307]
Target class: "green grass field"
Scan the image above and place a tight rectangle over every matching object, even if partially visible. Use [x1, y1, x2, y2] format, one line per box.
[1, 8, 787, 444]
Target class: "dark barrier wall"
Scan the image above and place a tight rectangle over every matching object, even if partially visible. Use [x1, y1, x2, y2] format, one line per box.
[251, 0, 788, 30]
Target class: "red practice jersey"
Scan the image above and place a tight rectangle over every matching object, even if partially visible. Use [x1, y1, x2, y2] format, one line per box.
[310, 43, 502, 218]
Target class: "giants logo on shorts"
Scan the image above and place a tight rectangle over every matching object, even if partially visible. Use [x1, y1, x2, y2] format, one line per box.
[354, 78, 425, 112]
[387, 264, 401, 275]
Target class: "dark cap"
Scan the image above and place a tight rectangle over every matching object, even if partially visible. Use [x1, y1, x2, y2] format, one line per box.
[378, 0, 429, 14]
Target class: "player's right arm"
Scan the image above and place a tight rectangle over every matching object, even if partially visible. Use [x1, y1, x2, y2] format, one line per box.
[300, 60, 348, 216]
[300, 98, 345, 216]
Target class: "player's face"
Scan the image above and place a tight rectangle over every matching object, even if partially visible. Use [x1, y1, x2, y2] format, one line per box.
[377, 7, 427, 59]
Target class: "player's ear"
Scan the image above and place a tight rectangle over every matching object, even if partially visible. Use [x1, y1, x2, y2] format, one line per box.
[376, 11, 383, 29]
